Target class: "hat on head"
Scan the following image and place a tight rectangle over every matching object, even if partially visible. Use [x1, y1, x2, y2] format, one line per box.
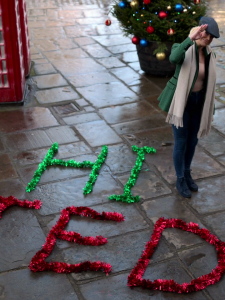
[199, 16, 220, 38]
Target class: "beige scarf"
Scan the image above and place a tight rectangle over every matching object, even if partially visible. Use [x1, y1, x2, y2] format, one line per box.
[166, 43, 216, 138]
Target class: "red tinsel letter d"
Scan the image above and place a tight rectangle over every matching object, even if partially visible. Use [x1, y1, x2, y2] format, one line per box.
[128, 218, 225, 293]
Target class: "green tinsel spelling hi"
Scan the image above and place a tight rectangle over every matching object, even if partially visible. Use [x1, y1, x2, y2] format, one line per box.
[26, 143, 108, 195]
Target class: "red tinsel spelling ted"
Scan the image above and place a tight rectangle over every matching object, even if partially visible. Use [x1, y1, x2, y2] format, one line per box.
[29, 206, 124, 274]
[0, 195, 42, 218]
[128, 218, 225, 293]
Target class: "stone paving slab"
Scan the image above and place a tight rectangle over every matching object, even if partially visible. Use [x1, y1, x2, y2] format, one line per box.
[49, 58, 106, 77]
[33, 74, 68, 89]
[44, 48, 89, 60]
[27, 173, 124, 215]
[179, 244, 218, 279]
[0, 107, 59, 133]
[33, 63, 57, 75]
[122, 51, 139, 63]
[82, 43, 112, 58]
[212, 107, 225, 134]
[3, 130, 53, 152]
[84, 106, 95, 112]
[131, 80, 162, 97]
[75, 17, 106, 25]
[75, 99, 89, 106]
[68, 71, 117, 88]
[112, 114, 167, 135]
[189, 176, 225, 215]
[79, 261, 207, 300]
[0, 209, 46, 272]
[0, 154, 17, 181]
[31, 27, 66, 39]
[73, 36, 95, 46]
[77, 82, 138, 108]
[44, 126, 79, 144]
[92, 35, 131, 46]
[54, 38, 78, 49]
[0, 178, 25, 198]
[63, 230, 173, 281]
[199, 128, 225, 156]
[97, 57, 126, 68]
[64, 25, 97, 37]
[99, 101, 157, 124]
[12, 142, 92, 167]
[75, 120, 122, 147]
[107, 43, 136, 54]
[34, 39, 58, 51]
[0, 269, 79, 300]
[32, 53, 44, 59]
[63, 112, 101, 125]
[36, 86, 81, 104]
[118, 171, 171, 200]
[142, 196, 206, 250]
[30, 46, 39, 54]
[32, 58, 49, 64]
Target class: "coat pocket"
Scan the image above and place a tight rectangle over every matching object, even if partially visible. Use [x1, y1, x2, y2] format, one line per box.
[158, 83, 176, 112]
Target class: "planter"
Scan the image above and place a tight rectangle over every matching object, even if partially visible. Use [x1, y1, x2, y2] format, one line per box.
[136, 41, 176, 77]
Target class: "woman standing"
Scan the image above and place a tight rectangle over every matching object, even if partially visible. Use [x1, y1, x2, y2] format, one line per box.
[158, 17, 219, 198]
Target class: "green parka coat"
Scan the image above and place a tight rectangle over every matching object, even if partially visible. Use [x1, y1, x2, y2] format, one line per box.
[158, 36, 212, 112]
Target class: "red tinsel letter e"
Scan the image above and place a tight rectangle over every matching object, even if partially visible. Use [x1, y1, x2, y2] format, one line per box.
[0, 195, 41, 218]
[128, 218, 225, 293]
[29, 206, 124, 274]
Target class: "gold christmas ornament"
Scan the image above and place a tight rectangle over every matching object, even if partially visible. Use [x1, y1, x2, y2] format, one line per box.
[192, 11, 196, 15]
[156, 52, 166, 60]
[183, 8, 187, 12]
[130, 0, 139, 9]
[167, 5, 171, 10]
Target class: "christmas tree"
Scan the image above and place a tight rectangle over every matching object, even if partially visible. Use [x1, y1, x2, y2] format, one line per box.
[111, 0, 207, 54]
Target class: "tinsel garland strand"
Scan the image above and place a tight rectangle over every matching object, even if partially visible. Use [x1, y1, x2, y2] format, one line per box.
[128, 218, 225, 293]
[26, 143, 108, 195]
[109, 146, 156, 203]
[26, 142, 58, 192]
[0, 195, 42, 218]
[83, 145, 108, 195]
[29, 206, 124, 274]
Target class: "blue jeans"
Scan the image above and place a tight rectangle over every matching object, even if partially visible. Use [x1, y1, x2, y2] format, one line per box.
[172, 90, 205, 178]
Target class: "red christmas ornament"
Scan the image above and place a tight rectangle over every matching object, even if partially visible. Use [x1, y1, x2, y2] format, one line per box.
[167, 28, 175, 35]
[158, 11, 167, 19]
[105, 19, 111, 26]
[147, 26, 154, 34]
[143, 0, 151, 4]
[132, 36, 140, 44]
[194, 0, 200, 3]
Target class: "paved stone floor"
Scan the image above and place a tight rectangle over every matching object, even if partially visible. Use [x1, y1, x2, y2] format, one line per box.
[1, 0, 225, 299]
